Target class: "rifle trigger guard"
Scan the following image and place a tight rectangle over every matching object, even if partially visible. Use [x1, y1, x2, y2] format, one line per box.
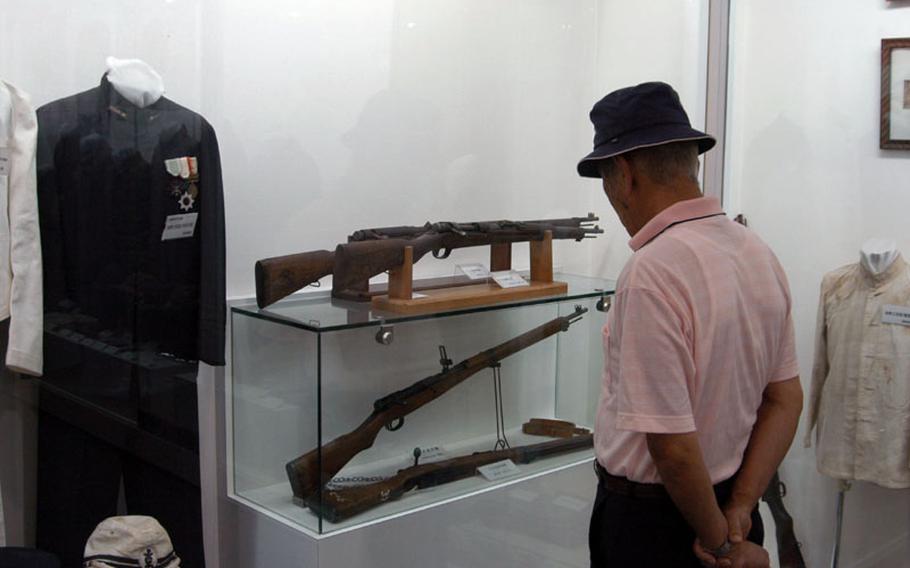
[432, 248, 452, 259]
[386, 417, 404, 432]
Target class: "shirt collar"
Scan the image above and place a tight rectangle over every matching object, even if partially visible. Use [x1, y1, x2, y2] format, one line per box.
[628, 196, 725, 251]
[860, 253, 906, 288]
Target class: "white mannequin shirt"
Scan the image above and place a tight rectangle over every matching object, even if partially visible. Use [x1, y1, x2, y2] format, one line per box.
[105, 56, 165, 108]
[806, 249, 910, 488]
[860, 238, 899, 276]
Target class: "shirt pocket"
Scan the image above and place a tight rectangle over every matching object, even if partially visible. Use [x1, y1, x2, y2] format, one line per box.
[875, 326, 910, 410]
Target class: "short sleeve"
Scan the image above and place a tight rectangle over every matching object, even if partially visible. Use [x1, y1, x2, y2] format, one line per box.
[613, 287, 696, 434]
[770, 309, 799, 383]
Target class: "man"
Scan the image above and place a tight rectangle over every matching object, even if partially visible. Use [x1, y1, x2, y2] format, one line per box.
[579, 82, 803, 567]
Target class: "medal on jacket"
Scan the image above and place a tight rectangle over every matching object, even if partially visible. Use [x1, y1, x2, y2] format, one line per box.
[165, 157, 199, 211]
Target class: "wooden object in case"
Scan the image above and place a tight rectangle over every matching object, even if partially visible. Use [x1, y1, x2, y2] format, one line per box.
[372, 231, 566, 314]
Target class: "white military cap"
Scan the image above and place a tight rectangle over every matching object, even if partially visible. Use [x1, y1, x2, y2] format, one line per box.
[83, 516, 180, 568]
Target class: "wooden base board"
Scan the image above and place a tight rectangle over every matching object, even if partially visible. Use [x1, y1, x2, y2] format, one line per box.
[371, 280, 568, 314]
[333, 274, 483, 302]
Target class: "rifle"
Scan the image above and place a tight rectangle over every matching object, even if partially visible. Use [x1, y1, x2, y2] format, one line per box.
[761, 471, 806, 568]
[522, 417, 590, 438]
[307, 433, 594, 522]
[254, 214, 602, 308]
[285, 306, 588, 502]
[332, 218, 601, 295]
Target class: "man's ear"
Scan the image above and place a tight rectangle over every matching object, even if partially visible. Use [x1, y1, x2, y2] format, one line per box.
[613, 155, 634, 201]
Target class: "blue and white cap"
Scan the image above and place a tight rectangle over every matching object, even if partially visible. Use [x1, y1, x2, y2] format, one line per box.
[84, 516, 180, 568]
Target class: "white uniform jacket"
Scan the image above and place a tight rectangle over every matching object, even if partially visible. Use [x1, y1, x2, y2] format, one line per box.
[805, 256, 910, 488]
[0, 81, 42, 376]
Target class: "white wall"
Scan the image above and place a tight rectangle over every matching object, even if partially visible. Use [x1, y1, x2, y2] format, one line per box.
[0, 0, 708, 299]
[727, 1, 910, 566]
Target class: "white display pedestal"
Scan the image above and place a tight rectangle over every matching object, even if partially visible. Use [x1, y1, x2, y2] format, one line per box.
[225, 460, 595, 568]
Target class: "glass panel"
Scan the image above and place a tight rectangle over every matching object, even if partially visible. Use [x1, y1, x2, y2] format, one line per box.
[230, 310, 319, 531]
[555, 297, 605, 429]
[1, 0, 709, 557]
[234, 273, 615, 332]
[344, 300, 593, 531]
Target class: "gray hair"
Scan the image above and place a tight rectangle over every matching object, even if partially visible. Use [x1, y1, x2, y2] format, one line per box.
[598, 141, 699, 186]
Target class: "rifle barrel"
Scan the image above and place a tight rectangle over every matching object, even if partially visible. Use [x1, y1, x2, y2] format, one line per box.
[331, 224, 598, 292]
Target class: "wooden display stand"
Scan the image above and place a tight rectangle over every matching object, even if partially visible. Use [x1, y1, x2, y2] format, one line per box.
[371, 231, 568, 314]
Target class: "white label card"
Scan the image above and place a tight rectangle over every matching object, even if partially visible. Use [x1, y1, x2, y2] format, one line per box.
[418, 446, 447, 462]
[492, 270, 529, 289]
[477, 459, 520, 481]
[161, 213, 199, 241]
[0, 149, 9, 177]
[457, 263, 492, 280]
[882, 304, 910, 326]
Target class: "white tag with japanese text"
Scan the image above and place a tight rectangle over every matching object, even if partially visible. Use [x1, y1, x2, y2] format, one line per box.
[418, 446, 447, 463]
[458, 263, 492, 280]
[492, 271, 529, 289]
[478, 459, 520, 481]
[882, 304, 910, 326]
[161, 213, 199, 241]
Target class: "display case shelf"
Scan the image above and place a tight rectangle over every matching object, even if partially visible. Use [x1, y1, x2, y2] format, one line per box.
[229, 273, 614, 536]
[232, 273, 614, 332]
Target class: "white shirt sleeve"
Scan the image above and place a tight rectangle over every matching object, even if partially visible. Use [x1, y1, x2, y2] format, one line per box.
[804, 278, 829, 448]
[4, 83, 42, 376]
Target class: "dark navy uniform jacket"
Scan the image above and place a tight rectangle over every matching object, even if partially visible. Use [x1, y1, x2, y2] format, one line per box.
[37, 75, 225, 369]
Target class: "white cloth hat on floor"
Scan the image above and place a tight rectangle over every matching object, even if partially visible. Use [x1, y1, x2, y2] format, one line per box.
[84, 516, 180, 568]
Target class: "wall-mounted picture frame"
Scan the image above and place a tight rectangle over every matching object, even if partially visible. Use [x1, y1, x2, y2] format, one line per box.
[881, 38, 910, 150]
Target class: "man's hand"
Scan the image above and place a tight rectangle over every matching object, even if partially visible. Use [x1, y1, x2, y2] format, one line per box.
[726, 542, 770, 568]
[693, 541, 769, 568]
[723, 503, 753, 544]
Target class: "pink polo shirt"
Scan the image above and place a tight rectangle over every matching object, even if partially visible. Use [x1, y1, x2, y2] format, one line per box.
[594, 196, 798, 484]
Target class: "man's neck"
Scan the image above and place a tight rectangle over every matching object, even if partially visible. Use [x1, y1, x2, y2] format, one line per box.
[627, 180, 702, 236]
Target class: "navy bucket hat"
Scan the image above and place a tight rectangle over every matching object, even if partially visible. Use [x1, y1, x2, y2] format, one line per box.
[577, 82, 716, 178]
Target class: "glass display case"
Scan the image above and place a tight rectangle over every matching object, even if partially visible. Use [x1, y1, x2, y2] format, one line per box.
[229, 273, 614, 535]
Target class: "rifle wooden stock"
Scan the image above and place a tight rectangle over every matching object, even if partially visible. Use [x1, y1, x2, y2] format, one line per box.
[332, 225, 593, 293]
[255, 250, 334, 308]
[762, 471, 806, 568]
[307, 433, 593, 522]
[285, 307, 587, 502]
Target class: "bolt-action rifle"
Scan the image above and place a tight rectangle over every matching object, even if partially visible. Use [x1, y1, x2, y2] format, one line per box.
[762, 472, 806, 568]
[254, 214, 602, 308]
[285, 306, 588, 502]
[307, 433, 593, 522]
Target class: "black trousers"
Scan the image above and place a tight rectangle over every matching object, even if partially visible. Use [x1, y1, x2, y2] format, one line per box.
[589, 469, 763, 567]
[35, 413, 205, 568]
